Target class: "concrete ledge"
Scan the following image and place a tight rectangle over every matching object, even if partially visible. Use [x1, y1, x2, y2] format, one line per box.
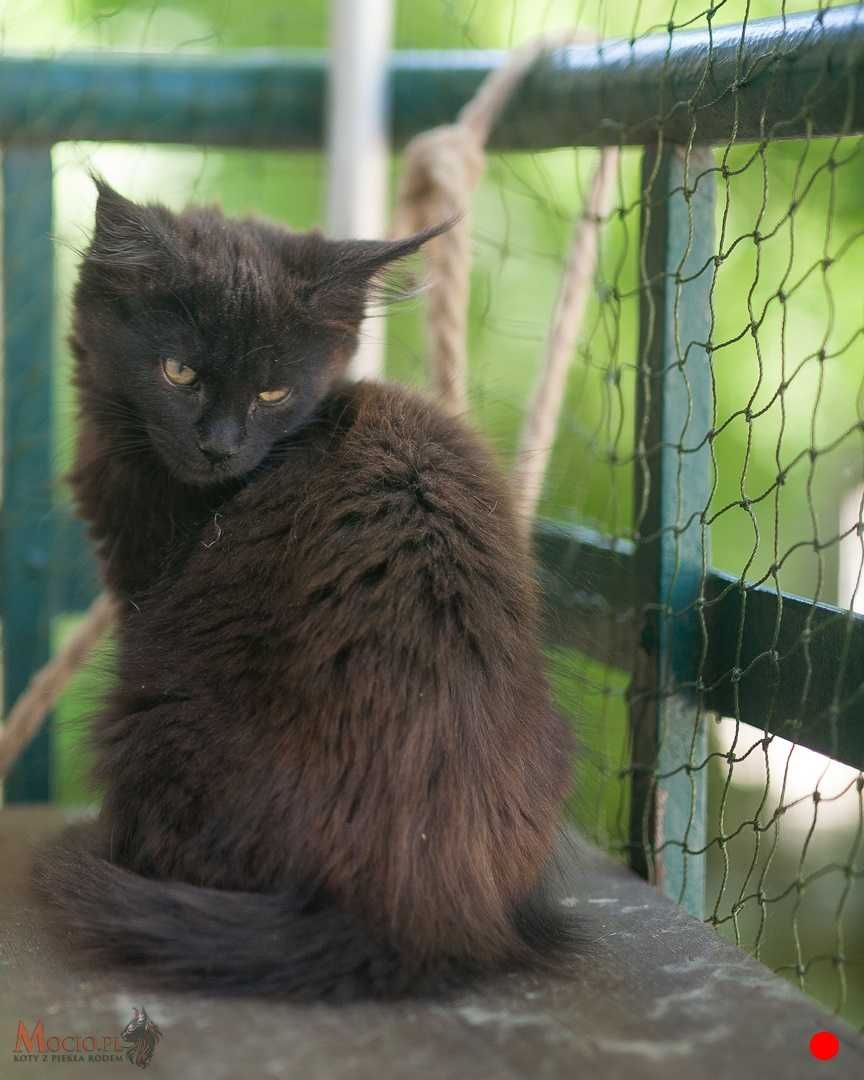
[1, 807, 861, 1079]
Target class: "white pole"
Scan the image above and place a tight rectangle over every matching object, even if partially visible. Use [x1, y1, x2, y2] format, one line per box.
[838, 481, 864, 613]
[326, 0, 394, 381]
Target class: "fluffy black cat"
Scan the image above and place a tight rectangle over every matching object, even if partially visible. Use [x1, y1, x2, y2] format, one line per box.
[33, 178, 575, 999]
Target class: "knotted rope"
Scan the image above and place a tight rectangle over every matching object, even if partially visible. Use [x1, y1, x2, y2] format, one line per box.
[392, 31, 617, 521]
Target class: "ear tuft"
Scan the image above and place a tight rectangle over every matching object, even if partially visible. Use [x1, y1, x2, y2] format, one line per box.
[85, 173, 177, 292]
[301, 219, 455, 331]
[330, 218, 455, 281]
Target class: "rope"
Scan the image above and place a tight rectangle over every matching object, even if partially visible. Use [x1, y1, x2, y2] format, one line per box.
[510, 145, 618, 524]
[393, 31, 617, 528]
[0, 32, 613, 787]
[392, 125, 484, 415]
[392, 30, 597, 418]
[0, 591, 116, 782]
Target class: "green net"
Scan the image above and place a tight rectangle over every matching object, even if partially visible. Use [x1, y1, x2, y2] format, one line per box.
[0, 0, 862, 1033]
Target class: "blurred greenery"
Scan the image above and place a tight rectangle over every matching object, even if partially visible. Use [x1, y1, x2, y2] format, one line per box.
[1, 0, 862, 1029]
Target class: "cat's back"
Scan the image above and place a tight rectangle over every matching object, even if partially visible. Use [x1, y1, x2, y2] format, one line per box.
[281, 378, 534, 595]
[309, 378, 506, 495]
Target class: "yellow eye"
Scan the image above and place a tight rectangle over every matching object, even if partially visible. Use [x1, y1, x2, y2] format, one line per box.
[162, 358, 198, 387]
[257, 387, 293, 404]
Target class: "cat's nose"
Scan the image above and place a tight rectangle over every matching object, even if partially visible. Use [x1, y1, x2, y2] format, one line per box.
[196, 424, 243, 463]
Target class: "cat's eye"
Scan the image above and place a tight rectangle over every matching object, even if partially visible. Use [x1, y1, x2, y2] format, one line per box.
[257, 388, 293, 405]
[162, 358, 198, 387]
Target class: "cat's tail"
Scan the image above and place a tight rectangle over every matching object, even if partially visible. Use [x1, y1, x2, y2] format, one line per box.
[32, 825, 574, 1000]
[32, 826, 449, 999]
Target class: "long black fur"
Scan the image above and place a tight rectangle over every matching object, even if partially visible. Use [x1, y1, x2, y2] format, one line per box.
[32, 180, 579, 999]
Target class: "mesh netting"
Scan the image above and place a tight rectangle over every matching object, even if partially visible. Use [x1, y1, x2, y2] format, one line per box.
[0, 0, 862, 1031]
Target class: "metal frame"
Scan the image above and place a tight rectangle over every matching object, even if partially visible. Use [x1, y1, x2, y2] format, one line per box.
[2, 6, 864, 921]
[628, 143, 715, 914]
[0, 8, 858, 149]
[2, 148, 55, 803]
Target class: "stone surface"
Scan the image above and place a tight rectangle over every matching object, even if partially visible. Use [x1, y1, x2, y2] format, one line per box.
[1, 807, 861, 1079]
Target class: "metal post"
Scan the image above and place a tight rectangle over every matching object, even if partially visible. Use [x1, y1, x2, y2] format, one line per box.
[629, 143, 715, 918]
[326, 0, 394, 381]
[1, 144, 56, 802]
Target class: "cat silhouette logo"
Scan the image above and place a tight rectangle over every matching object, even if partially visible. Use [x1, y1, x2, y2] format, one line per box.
[120, 1007, 162, 1069]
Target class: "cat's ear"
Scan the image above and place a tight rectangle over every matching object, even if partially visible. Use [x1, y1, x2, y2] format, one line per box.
[86, 175, 177, 292]
[303, 221, 453, 329]
[328, 221, 453, 284]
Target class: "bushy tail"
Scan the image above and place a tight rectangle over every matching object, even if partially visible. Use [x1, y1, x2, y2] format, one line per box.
[33, 824, 581, 1000]
[32, 826, 465, 1001]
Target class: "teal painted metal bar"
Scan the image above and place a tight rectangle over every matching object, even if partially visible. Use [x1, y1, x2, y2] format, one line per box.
[702, 571, 864, 770]
[2, 145, 56, 803]
[538, 524, 864, 775]
[532, 522, 864, 775]
[0, 7, 858, 150]
[629, 145, 715, 916]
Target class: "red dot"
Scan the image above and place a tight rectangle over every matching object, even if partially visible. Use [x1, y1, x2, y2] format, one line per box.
[809, 1031, 839, 1061]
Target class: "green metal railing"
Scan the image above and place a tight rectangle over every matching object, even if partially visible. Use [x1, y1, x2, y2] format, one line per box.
[3, 5, 864, 924]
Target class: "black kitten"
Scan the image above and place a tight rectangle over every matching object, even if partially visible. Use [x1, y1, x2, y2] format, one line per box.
[33, 179, 575, 999]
